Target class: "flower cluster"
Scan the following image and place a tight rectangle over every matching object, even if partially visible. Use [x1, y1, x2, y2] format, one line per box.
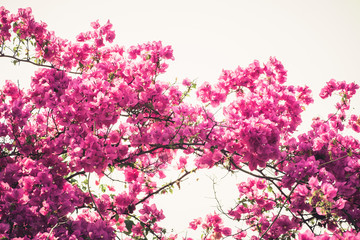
[1, 6, 360, 240]
[188, 213, 232, 240]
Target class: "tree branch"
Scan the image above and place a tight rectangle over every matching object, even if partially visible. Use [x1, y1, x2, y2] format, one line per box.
[259, 182, 299, 239]
[136, 169, 195, 205]
[65, 171, 86, 181]
[87, 173, 105, 221]
[0, 53, 81, 75]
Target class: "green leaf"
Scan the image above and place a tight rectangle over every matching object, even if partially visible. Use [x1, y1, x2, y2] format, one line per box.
[308, 196, 313, 205]
[99, 184, 106, 193]
[61, 153, 68, 160]
[25, 135, 33, 144]
[108, 72, 115, 81]
[125, 219, 135, 233]
[82, 178, 88, 185]
[68, 178, 78, 185]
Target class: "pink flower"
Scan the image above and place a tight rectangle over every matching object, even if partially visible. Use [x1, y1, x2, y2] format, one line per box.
[334, 198, 346, 210]
[321, 183, 337, 200]
[316, 206, 327, 216]
[256, 179, 267, 190]
[298, 230, 315, 240]
[90, 20, 100, 29]
[309, 176, 319, 189]
[158, 170, 166, 179]
[177, 156, 187, 170]
[222, 227, 232, 236]
[131, 223, 143, 237]
[182, 78, 191, 87]
[234, 231, 247, 239]
[106, 31, 115, 43]
[124, 167, 139, 182]
[189, 218, 202, 230]
[109, 130, 120, 143]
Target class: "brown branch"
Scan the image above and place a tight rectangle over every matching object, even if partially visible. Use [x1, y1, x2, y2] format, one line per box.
[87, 173, 104, 221]
[0, 54, 81, 75]
[259, 182, 299, 240]
[319, 154, 348, 167]
[128, 214, 162, 239]
[136, 169, 195, 205]
[65, 171, 86, 181]
[342, 209, 360, 232]
[228, 157, 280, 181]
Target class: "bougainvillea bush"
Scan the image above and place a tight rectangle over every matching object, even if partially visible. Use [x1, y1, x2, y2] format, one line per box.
[1, 7, 360, 240]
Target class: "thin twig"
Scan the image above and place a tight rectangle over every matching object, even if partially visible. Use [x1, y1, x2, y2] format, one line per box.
[87, 173, 105, 221]
[228, 157, 281, 181]
[136, 169, 195, 205]
[319, 154, 348, 167]
[65, 171, 86, 181]
[0, 54, 81, 75]
[259, 182, 299, 239]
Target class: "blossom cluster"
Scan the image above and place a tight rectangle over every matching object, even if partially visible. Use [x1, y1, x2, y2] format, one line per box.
[1, 6, 360, 240]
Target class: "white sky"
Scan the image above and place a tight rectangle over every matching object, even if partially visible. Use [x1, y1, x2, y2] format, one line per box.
[1, 0, 360, 237]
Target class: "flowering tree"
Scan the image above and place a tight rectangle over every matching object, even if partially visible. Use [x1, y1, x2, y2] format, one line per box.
[1, 6, 360, 240]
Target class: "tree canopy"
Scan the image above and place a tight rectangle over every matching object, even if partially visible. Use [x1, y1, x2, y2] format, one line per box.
[1, 6, 360, 240]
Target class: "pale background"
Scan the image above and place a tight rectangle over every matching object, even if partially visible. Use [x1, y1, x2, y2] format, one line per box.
[1, 0, 360, 237]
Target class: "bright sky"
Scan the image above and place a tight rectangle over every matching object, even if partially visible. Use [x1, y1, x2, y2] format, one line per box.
[1, 0, 360, 237]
